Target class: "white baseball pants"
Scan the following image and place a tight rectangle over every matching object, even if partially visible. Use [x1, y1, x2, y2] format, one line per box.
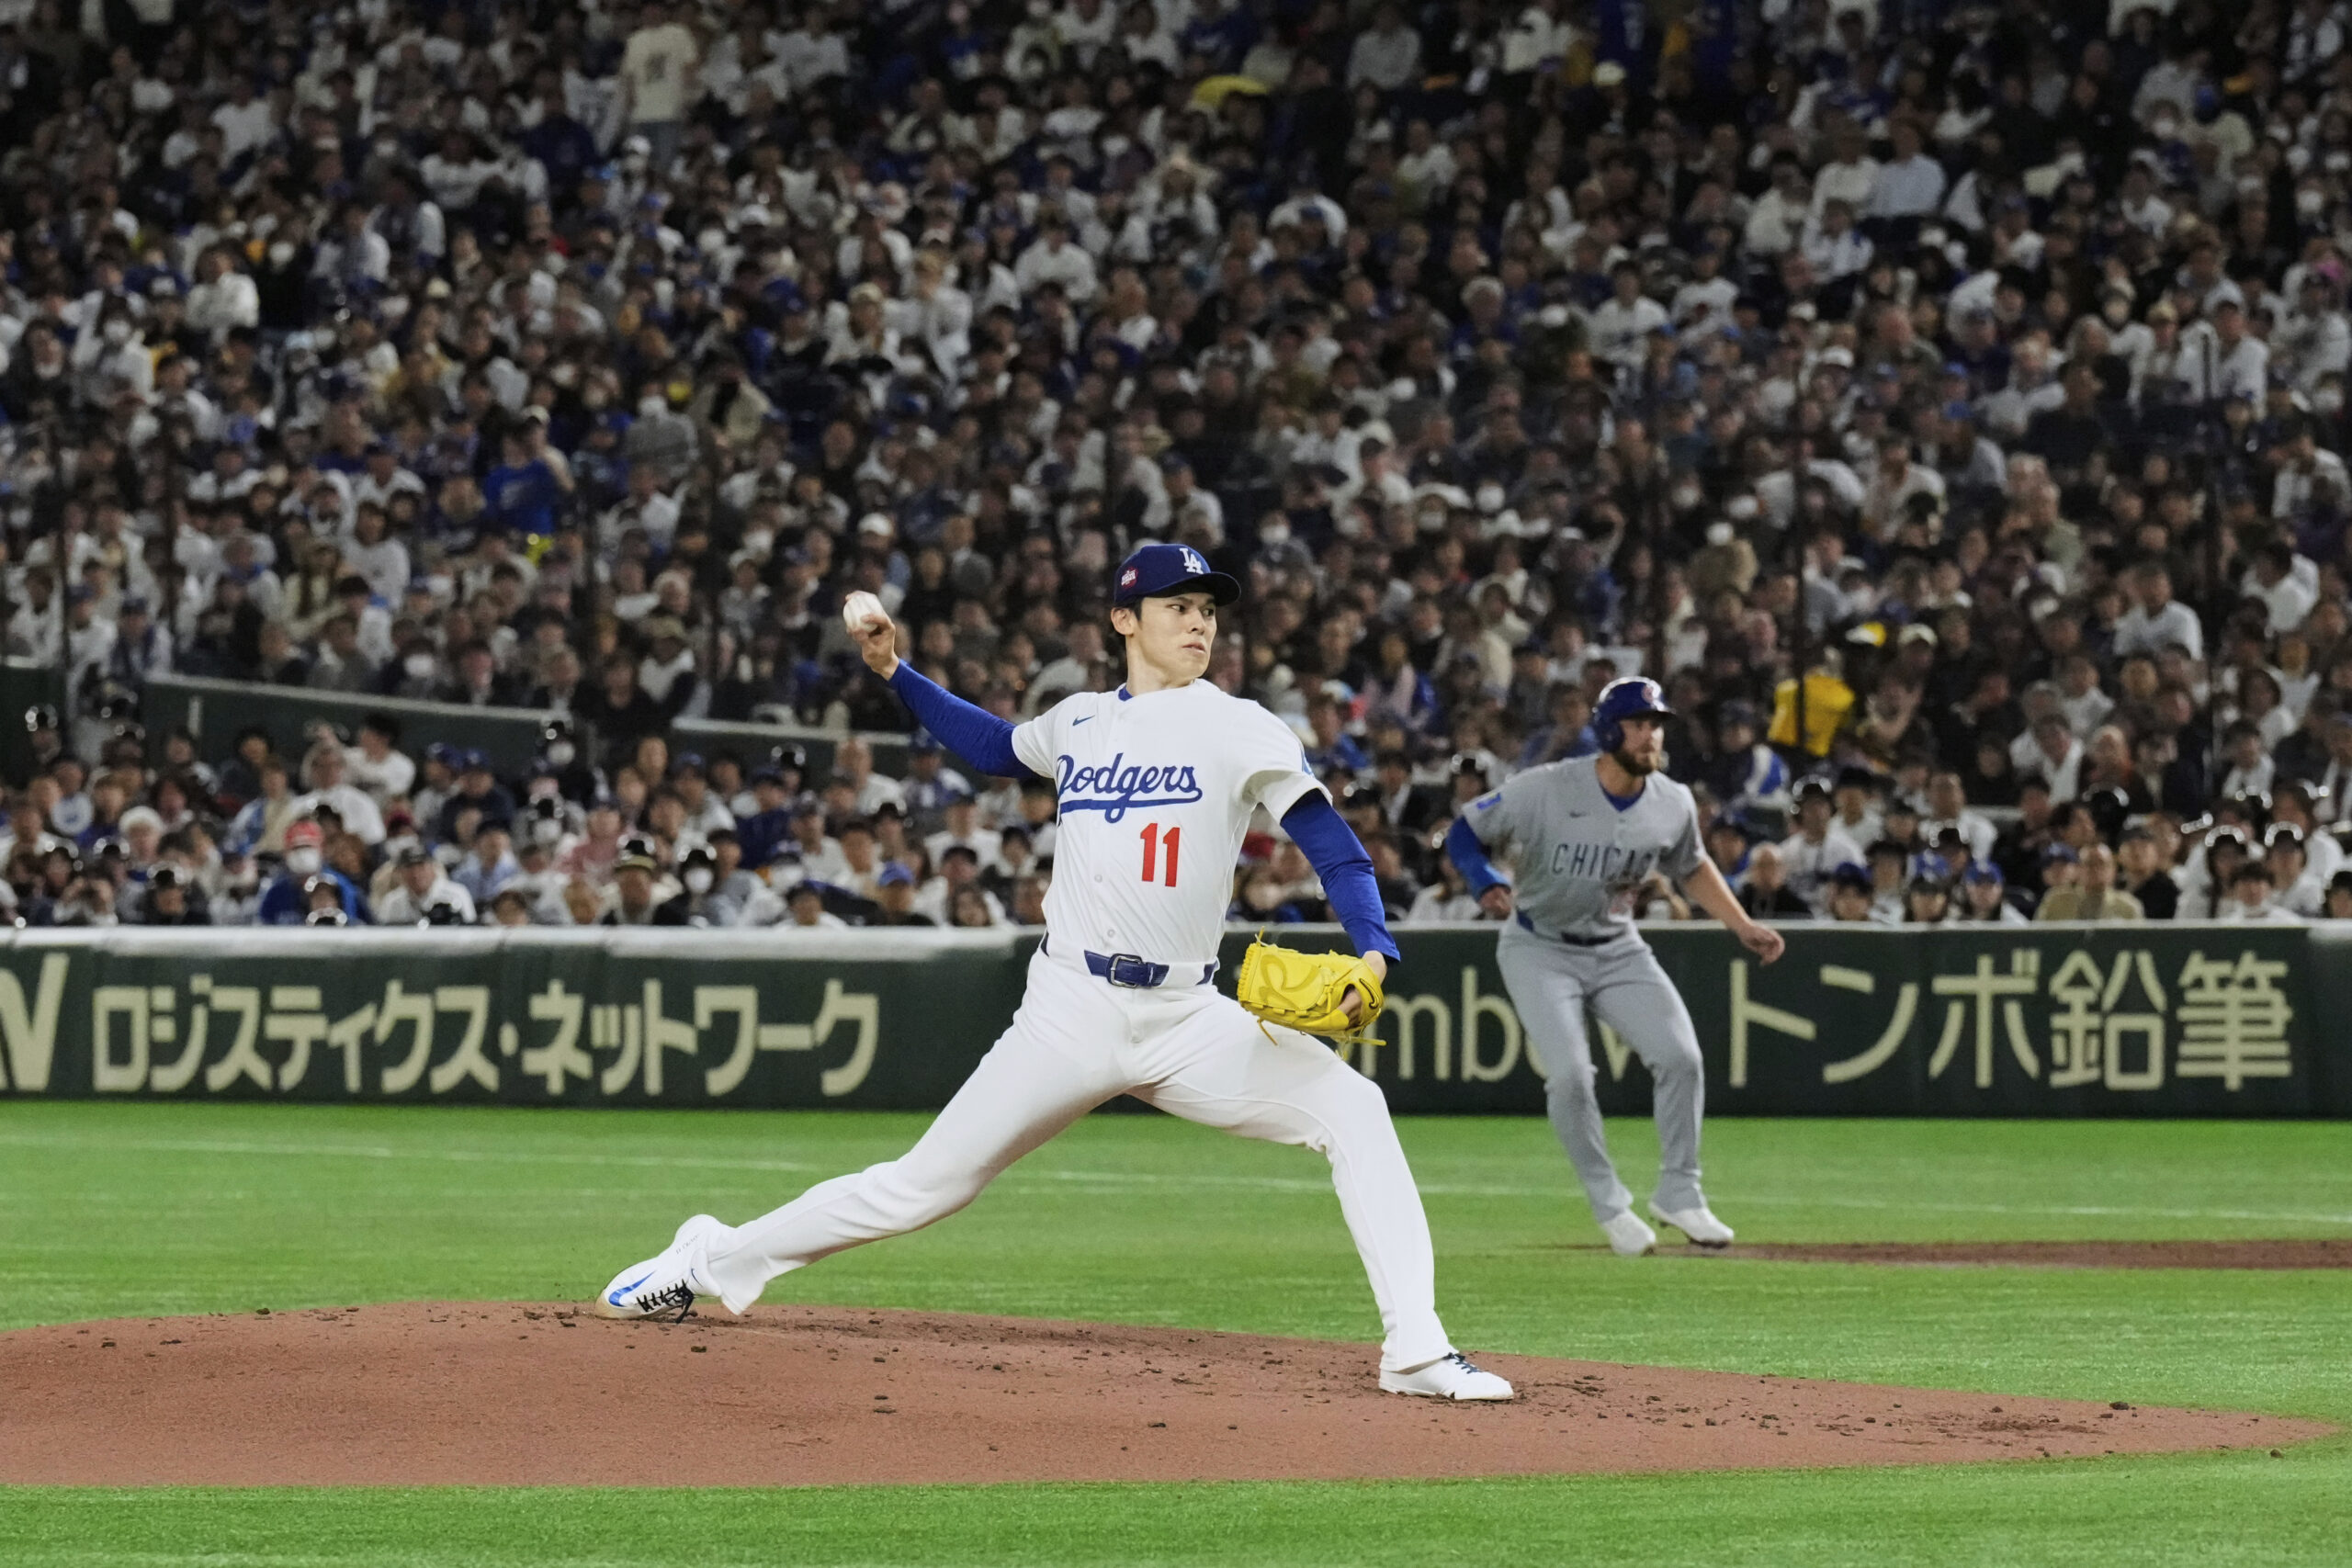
[699, 945, 1456, 1372]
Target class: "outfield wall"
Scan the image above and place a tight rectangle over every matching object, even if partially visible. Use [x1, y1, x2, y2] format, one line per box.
[0, 924, 2341, 1116]
[137, 673, 919, 781]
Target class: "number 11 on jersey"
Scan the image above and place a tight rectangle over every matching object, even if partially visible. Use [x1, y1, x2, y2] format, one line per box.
[1139, 822, 1181, 886]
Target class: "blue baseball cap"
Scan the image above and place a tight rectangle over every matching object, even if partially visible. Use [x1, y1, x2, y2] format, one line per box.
[1962, 859, 2004, 886]
[877, 863, 916, 887]
[1113, 543, 1239, 608]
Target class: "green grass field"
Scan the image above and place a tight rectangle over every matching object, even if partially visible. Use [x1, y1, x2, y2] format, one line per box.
[3, 1101, 2347, 1566]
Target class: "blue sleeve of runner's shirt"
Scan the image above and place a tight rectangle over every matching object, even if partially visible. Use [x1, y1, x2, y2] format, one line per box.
[885, 663, 1041, 782]
[1282, 795, 1401, 964]
[1445, 814, 1506, 896]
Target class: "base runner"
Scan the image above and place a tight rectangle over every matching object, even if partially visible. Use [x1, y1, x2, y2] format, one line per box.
[1445, 678, 1786, 1256]
[595, 545, 1511, 1401]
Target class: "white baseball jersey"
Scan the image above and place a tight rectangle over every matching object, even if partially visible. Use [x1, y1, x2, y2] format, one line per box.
[635, 667, 1466, 1382]
[1012, 682, 1325, 965]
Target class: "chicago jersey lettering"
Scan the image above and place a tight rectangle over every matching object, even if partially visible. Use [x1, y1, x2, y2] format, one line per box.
[1461, 758, 1703, 935]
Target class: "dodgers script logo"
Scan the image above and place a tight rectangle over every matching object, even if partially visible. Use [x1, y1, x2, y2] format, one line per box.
[1056, 752, 1206, 821]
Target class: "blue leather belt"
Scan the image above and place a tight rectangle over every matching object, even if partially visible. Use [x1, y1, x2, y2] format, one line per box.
[1042, 934, 1216, 987]
[1516, 910, 1626, 948]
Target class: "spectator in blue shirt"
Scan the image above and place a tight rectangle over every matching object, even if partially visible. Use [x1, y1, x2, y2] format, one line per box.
[484, 426, 567, 542]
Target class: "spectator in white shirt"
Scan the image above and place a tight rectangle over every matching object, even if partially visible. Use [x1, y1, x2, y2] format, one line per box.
[1744, 157, 1812, 256]
[1922, 772, 1999, 861]
[377, 845, 480, 925]
[777, 13, 852, 94]
[2243, 540, 2321, 636]
[1810, 126, 1880, 219]
[185, 246, 261, 340]
[291, 741, 390, 846]
[924, 795, 1003, 870]
[1347, 3, 1423, 90]
[1800, 198, 1873, 282]
[1583, 261, 1668, 370]
[2216, 721, 2278, 798]
[619, 1, 701, 174]
[1669, 244, 1740, 338]
[2019, 714, 2085, 801]
[1013, 214, 1098, 304]
[1778, 781, 1866, 912]
[346, 715, 418, 807]
[2111, 560, 2205, 663]
[2278, 272, 2352, 391]
[210, 79, 276, 161]
[1866, 122, 1946, 221]
[2116, 159, 2176, 237]
[2056, 653, 2115, 738]
[2270, 432, 2351, 525]
[779, 810, 851, 886]
[2178, 299, 2269, 403]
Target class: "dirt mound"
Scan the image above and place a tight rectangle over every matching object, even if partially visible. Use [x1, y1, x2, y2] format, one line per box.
[0, 1303, 2324, 1487]
[1690, 1240, 2352, 1270]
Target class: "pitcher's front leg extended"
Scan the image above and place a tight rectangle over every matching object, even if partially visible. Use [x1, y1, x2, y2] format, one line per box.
[702, 1007, 1116, 1313]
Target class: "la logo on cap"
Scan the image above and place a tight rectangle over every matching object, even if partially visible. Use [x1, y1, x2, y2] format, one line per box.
[1181, 547, 1206, 574]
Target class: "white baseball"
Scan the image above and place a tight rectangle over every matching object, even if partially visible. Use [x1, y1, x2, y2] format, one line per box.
[842, 591, 888, 636]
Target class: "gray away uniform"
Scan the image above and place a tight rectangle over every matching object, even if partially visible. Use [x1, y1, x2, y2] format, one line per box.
[1458, 757, 1711, 1221]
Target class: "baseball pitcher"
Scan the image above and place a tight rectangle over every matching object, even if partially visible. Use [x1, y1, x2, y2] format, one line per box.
[1446, 677, 1786, 1256]
[595, 544, 1512, 1402]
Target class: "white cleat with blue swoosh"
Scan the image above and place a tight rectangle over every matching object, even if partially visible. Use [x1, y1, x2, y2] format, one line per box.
[1379, 1352, 1514, 1401]
[594, 1214, 729, 1321]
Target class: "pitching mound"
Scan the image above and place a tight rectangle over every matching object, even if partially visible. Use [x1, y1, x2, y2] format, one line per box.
[0, 1303, 2324, 1487]
[1685, 1240, 2352, 1270]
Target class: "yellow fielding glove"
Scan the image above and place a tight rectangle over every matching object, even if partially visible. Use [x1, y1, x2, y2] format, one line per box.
[1236, 934, 1385, 1044]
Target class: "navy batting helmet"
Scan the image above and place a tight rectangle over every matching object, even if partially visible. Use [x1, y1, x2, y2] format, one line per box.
[1592, 677, 1675, 753]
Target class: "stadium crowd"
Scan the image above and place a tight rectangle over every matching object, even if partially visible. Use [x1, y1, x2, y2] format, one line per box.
[8, 0, 2352, 929]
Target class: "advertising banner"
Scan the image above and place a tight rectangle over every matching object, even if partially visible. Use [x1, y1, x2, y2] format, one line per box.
[1, 925, 2340, 1117]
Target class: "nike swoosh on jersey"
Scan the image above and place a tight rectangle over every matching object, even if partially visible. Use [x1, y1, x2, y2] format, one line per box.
[1071, 716, 1093, 727]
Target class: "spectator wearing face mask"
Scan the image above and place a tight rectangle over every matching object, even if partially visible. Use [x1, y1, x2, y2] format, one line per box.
[254, 820, 370, 924]
[653, 844, 729, 926]
[534, 717, 605, 807]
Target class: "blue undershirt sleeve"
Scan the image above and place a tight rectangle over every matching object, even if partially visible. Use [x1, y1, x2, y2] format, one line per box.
[1444, 814, 1506, 897]
[885, 663, 1041, 782]
[1281, 795, 1401, 964]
